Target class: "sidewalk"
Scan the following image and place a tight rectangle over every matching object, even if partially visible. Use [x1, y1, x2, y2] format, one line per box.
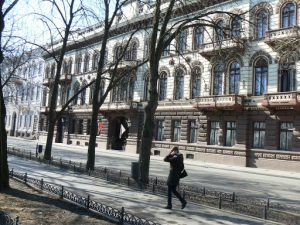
[8, 156, 280, 225]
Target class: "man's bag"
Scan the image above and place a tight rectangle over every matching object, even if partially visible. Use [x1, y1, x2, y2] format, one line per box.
[180, 169, 188, 178]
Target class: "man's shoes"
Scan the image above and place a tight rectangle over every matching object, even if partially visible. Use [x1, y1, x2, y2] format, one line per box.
[164, 205, 172, 209]
[181, 201, 187, 209]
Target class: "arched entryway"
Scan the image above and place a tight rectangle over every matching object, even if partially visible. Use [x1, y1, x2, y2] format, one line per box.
[108, 116, 130, 150]
[10, 112, 17, 136]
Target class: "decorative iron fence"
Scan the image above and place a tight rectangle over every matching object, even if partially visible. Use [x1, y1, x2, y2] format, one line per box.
[0, 211, 19, 225]
[8, 147, 300, 225]
[9, 169, 160, 225]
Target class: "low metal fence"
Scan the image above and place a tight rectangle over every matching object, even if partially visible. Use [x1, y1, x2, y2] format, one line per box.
[9, 169, 160, 225]
[8, 147, 300, 225]
[0, 211, 19, 225]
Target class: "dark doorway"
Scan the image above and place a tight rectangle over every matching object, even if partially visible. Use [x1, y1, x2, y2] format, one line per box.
[108, 116, 129, 150]
[10, 113, 17, 136]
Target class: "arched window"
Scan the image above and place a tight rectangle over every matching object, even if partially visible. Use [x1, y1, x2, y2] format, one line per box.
[89, 82, 95, 104]
[83, 54, 90, 73]
[144, 74, 150, 101]
[177, 30, 187, 54]
[81, 81, 87, 105]
[114, 45, 123, 61]
[45, 66, 50, 78]
[131, 42, 138, 60]
[68, 59, 73, 74]
[174, 69, 185, 100]
[50, 64, 55, 78]
[231, 16, 241, 38]
[280, 56, 296, 92]
[62, 60, 68, 75]
[75, 56, 82, 74]
[282, 3, 295, 28]
[193, 26, 203, 50]
[99, 80, 105, 102]
[162, 34, 170, 57]
[73, 82, 80, 105]
[215, 20, 225, 42]
[256, 10, 268, 38]
[228, 61, 240, 94]
[213, 64, 224, 95]
[254, 58, 268, 95]
[191, 66, 201, 98]
[159, 71, 168, 100]
[92, 52, 99, 70]
[129, 77, 135, 100]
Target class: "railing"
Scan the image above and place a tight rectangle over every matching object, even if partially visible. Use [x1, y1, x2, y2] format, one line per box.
[0, 211, 19, 225]
[262, 92, 300, 111]
[100, 101, 138, 111]
[265, 26, 300, 43]
[9, 169, 160, 225]
[8, 147, 300, 224]
[194, 95, 244, 110]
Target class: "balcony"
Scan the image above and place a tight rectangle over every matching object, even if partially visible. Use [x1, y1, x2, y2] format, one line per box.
[194, 95, 244, 111]
[40, 106, 49, 114]
[100, 101, 138, 112]
[59, 74, 72, 85]
[42, 78, 55, 87]
[262, 92, 300, 112]
[199, 38, 246, 59]
[264, 26, 300, 49]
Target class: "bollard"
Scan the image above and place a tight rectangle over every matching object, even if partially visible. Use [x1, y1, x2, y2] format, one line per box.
[40, 179, 44, 190]
[203, 187, 206, 196]
[232, 192, 236, 202]
[24, 173, 27, 184]
[218, 196, 222, 209]
[120, 207, 124, 225]
[86, 195, 90, 210]
[263, 205, 268, 219]
[155, 177, 158, 185]
[61, 186, 64, 199]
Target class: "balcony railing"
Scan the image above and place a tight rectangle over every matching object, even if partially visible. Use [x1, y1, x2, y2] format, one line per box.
[262, 92, 300, 112]
[199, 38, 246, 59]
[59, 74, 72, 84]
[264, 26, 300, 47]
[194, 95, 244, 111]
[100, 101, 138, 111]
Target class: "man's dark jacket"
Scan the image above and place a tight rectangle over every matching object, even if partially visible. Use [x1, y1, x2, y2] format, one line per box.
[164, 153, 184, 186]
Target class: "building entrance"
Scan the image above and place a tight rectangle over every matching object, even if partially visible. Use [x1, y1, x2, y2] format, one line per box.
[108, 116, 129, 150]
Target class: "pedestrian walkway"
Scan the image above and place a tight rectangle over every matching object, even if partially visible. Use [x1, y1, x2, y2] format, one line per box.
[8, 156, 280, 225]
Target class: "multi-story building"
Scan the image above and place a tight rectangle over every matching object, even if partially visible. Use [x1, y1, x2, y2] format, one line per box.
[39, 0, 300, 172]
[4, 50, 44, 139]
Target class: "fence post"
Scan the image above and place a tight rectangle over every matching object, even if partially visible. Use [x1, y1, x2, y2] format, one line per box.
[120, 207, 124, 225]
[203, 187, 206, 196]
[61, 186, 64, 199]
[263, 205, 268, 220]
[232, 192, 236, 202]
[86, 195, 90, 210]
[218, 196, 222, 209]
[24, 173, 27, 184]
[40, 179, 44, 190]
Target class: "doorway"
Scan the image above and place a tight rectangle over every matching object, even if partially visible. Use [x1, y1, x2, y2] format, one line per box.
[108, 116, 129, 150]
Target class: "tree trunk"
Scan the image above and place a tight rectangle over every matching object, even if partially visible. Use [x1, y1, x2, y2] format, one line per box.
[86, 102, 98, 170]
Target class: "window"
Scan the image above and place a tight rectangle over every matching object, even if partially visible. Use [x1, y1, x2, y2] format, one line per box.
[112, 77, 131, 102]
[42, 88, 47, 106]
[282, 3, 295, 28]
[191, 66, 201, 98]
[114, 45, 123, 61]
[253, 122, 265, 148]
[209, 121, 219, 145]
[256, 10, 268, 38]
[280, 56, 295, 92]
[68, 59, 73, 74]
[228, 62, 240, 94]
[193, 26, 203, 50]
[188, 120, 198, 143]
[216, 20, 225, 42]
[75, 56, 82, 74]
[159, 72, 168, 101]
[225, 121, 236, 146]
[213, 64, 223, 95]
[144, 38, 149, 59]
[92, 52, 99, 70]
[144, 74, 150, 101]
[156, 120, 165, 141]
[36, 87, 40, 100]
[86, 119, 91, 135]
[31, 87, 34, 100]
[231, 16, 241, 38]
[80, 81, 87, 105]
[73, 82, 80, 105]
[280, 122, 293, 150]
[62, 60, 68, 75]
[78, 119, 84, 134]
[83, 54, 90, 73]
[130, 42, 138, 60]
[177, 30, 187, 54]
[45, 66, 50, 78]
[50, 64, 55, 78]
[174, 69, 184, 100]
[254, 58, 268, 95]
[162, 35, 170, 57]
[89, 83, 95, 104]
[129, 77, 135, 100]
[172, 120, 181, 142]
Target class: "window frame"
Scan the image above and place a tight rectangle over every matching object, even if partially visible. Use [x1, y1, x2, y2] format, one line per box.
[172, 120, 181, 142]
[209, 121, 220, 145]
[279, 122, 293, 150]
[253, 121, 265, 148]
[225, 121, 236, 147]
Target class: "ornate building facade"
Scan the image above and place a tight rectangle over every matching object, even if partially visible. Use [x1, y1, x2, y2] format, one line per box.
[39, 0, 300, 172]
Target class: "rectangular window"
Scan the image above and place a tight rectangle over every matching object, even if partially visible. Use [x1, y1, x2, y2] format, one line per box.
[253, 122, 265, 148]
[156, 120, 164, 141]
[172, 120, 181, 142]
[209, 121, 219, 145]
[78, 119, 84, 134]
[40, 118, 44, 131]
[188, 120, 198, 143]
[225, 121, 236, 146]
[280, 122, 293, 150]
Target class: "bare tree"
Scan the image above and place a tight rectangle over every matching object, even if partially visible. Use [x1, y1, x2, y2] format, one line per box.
[0, 0, 19, 190]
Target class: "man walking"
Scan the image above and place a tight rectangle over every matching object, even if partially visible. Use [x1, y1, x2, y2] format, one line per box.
[164, 147, 187, 209]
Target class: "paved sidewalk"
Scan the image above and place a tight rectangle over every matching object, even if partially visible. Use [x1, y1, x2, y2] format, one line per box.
[7, 137, 300, 211]
[8, 156, 280, 225]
